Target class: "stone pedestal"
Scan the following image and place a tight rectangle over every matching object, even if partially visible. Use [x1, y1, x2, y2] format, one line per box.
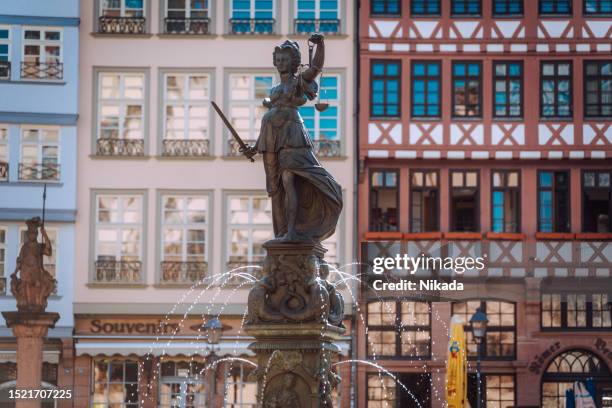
[2, 311, 60, 408]
[245, 242, 345, 407]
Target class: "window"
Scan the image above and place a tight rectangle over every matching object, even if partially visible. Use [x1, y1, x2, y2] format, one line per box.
[410, 170, 439, 233]
[19, 227, 57, 280]
[228, 73, 273, 154]
[299, 74, 341, 157]
[491, 170, 520, 233]
[322, 230, 339, 268]
[452, 62, 482, 118]
[0, 127, 8, 181]
[453, 301, 516, 359]
[585, 0, 612, 13]
[468, 374, 516, 408]
[369, 170, 399, 232]
[584, 61, 612, 118]
[162, 73, 210, 156]
[450, 170, 479, 232]
[100, 0, 145, 17]
[583, 170, 612, 232]
[542, 292, 612, 329]
[367, 375, 396, 406]
[411, 0, 441, 15]
[161, 195, 208, 284]
[493, 62, 523, 118]
[493, 0, 523, 14]
[367, 300, 431, 358]
[295, 0, 340, 34]
[539, 0, 571, 14]
[371, 0, 400, 15]
[92, 359, 139, 407]
[0, 228, 5, 295]
[19, 127, 60, 181]
[223, 362, 257, 407]
[227, 195, 273, 267]
[94, 194, 143, 283]
[411, 61, 441, 118]
[371, 60, 401, 118]
[22, 28, 62, 80]
[0, 27, 10, 80]
[159, 360, 206, 408]
[538, 171, 570, 233]
[96, 72, 145, 156]
[165, 0, 210, 34]
[230, 0, 275, 34]
[541, 62, 572, 118]
[99, 0, 146, 34]
[452, 0, 482, 15]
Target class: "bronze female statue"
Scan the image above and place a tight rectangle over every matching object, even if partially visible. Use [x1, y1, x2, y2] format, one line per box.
[243, 33, 343, 244]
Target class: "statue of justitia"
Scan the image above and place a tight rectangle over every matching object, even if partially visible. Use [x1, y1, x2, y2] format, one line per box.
[10, 216, 57, 312]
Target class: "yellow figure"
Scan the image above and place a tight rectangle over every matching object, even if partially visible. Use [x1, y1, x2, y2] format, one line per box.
[446, 315, 467, 408]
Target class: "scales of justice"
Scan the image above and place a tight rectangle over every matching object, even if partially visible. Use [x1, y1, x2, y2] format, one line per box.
[212, 33, 346, 407]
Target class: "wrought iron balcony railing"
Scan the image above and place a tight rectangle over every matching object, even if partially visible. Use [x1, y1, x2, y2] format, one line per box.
[0, 61, 10, 80]
[96, 138, 145, 157]
[162, 139, 210, 157]
[94, 260, 142, 284]
[0, 162, 8, 181]
[227, 139, 257, 157]
[230, 18, 275, 35]
[98, 16, 146, 34]
[294, 19, 341, 35]
[18, 163, 60, 182]
[160, 261, 208, 285]
[164, 17, 210, 35]
[225, 260, 263, 285]
[313, 139, 341, 157]
[20, 62, 63, 80]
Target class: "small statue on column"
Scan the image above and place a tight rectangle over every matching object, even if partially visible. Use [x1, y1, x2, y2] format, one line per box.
[10, 216, 57, 312]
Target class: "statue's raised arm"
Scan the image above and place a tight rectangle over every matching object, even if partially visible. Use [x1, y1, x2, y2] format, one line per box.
[302, 33, 325, 83]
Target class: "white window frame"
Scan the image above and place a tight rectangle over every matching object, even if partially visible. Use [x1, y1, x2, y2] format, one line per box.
[91, 358, 140, 408]
[18, 226, 58, 280]
[94, 194, 144, 264]
[19, 126, 60, 182]
[97, 71, 145, 142]
[0, 25, 11, 65]
[0, 126, 8, 181]
[99, 0, 146, 17]
[161, 194, 208, 263]
[165, 0, 210, 18]
[21, 27, 62, 65]
[295, 0, 340, 19]
[231, 0, 275, 19]
[226, 194, 273, 265]
[300, 73, 341, 141]
[0, 226, 6, 292]
[163, 73, 211, 142]
[228, 73, 274, 144]
[223, 362, 257, 407]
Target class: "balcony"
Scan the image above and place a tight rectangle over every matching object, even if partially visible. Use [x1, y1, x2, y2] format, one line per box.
[164, 17, 210, 35]
[20, 62, 63, 80]
[313, 139, 341, 157]
[94, 260, 142, 284]
[160, 261, 208, 285]
[96, 138, 145, 157]
[294, 19, 341, 35]
[18, 163, 60, 182]
[227, 139, 257, 157]
[98, 16, 146, 34]
[229, 18, 275, 35]
[162, 139, 210, 157]
[0, 61, 10, 80]
[0, 162, 7, 181]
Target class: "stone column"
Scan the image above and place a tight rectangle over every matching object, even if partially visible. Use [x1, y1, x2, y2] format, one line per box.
[2, 311, 59, 408]
[245, 242, 345, 407]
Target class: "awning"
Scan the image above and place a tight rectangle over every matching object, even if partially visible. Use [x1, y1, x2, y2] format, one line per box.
[75, 341, 255, 357]
[0, 350, 60, 364]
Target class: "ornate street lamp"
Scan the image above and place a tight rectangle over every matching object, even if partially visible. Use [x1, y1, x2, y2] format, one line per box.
[470, 307, 488, 408]
[203, 317, 223, 345]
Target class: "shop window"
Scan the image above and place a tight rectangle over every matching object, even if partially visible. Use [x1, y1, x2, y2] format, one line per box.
[538, 171, 570, 233]
[539, 0, 572, 14]
[467, 374, 516, 408]
[493, 62, 523, 118]
[541, 62, 572, 118]
[411, 61, 441, 118]
[92, 359, 139, 407]
[367, 300, 431, 358]
[542, 292, 612, 329]
[491, 170, 520, 233]
[493, 0, 523, 15]
[369, 169, 399, 232]
[410, 170, 439, 233]
[452, 300, 516, 359]
[584, 61, 612, 118]
[367, 375, 396, 407]
[583, 170, 612, 232]
[542, 350, 611, 407]
[159, 360, 206, 408]
[371, 60, 401, 118]
[223, 362, 257, 407]
[452, 62, 482, 118]
[371, 0, 400, 16]
[450, 170, 479, 232]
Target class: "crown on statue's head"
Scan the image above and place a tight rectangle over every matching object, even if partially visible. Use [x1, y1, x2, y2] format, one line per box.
[25, 216, 42, 231]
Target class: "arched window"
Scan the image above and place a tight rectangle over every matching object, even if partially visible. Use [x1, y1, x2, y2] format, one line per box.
[541, 349, 611, 408]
